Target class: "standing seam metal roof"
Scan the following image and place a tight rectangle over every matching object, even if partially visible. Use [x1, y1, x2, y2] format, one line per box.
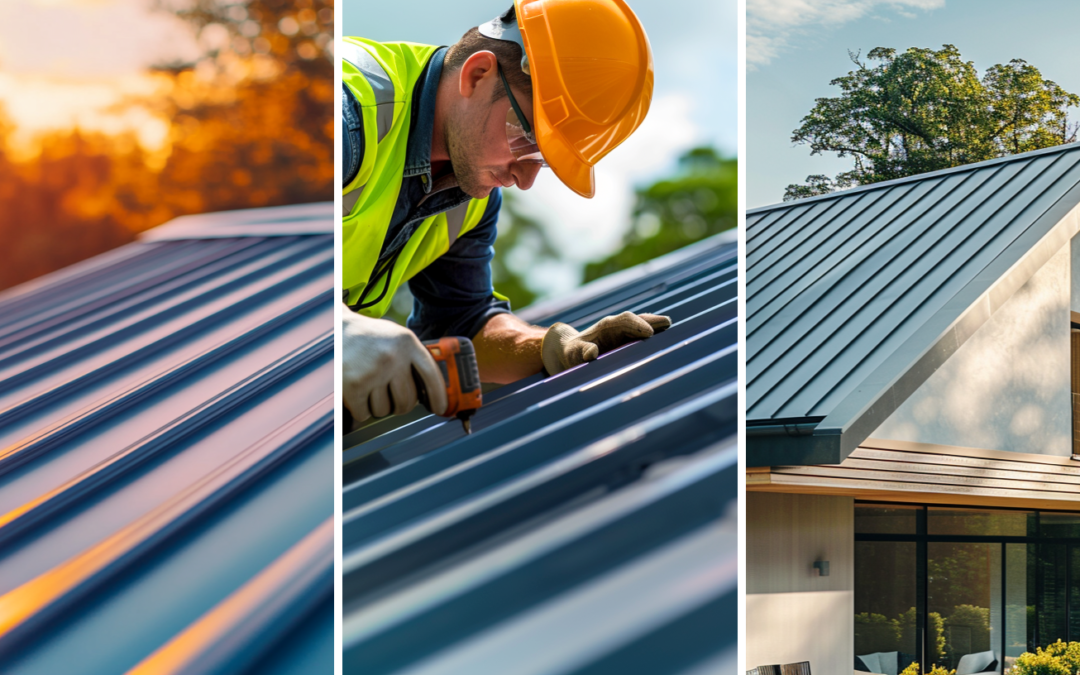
[746, 142, 1080, 465]
[0, 203, 333, 675]
[342, 233, 738, 675]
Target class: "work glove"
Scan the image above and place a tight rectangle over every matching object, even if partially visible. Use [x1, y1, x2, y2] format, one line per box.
[342, 309, 447, 428]
[541, 311, 671, 376]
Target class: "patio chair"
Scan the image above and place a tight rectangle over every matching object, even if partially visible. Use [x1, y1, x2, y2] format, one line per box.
[955, 650, 997, 675]
[781, 662, 811, 675]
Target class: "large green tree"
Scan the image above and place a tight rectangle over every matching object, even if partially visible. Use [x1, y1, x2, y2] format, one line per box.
[785, 45, 1079, 201]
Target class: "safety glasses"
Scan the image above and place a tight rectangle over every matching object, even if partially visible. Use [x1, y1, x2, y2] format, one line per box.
[498, 63, 547, 166]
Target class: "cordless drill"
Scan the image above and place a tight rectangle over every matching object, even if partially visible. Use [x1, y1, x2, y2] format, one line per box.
[412, 336, 483, 434]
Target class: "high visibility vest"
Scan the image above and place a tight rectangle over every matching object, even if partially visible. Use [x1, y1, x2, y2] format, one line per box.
[341, 38, 493, 318]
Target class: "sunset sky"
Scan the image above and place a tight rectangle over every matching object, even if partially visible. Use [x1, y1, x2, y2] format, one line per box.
[0, 0, 200, 149]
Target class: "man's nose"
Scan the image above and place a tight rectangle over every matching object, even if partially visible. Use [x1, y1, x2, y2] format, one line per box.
[513, 162, 542, 191]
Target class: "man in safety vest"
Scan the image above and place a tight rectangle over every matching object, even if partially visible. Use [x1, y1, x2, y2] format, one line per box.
[342, 0, 669, 426]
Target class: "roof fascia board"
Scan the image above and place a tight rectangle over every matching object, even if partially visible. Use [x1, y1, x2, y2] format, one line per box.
[820, 181, 1080, 461]
[745, 431, 842, 467]
[747, 142, 1080, 216]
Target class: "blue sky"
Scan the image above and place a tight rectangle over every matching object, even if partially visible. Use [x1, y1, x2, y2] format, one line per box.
[348, 0, 737, 294]
[747, 0, 1080, 208]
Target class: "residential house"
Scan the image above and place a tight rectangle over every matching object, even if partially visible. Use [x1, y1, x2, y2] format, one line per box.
[746, 143, 1080, 674]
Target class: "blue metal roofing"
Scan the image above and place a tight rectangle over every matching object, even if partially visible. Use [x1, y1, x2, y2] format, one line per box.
[342, 233, 738, 675]
[746, 142, 1080, 465]
[0, 203, 333, 674]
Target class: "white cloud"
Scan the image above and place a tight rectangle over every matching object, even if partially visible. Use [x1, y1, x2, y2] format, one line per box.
[748, 0, 944, 67]
[509, 92, 702, 297]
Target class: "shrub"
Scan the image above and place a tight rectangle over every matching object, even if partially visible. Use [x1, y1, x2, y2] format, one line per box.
[1012, 641, 1080, 675]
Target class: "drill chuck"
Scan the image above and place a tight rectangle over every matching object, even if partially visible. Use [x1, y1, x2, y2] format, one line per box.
[412, 337, 483, 433]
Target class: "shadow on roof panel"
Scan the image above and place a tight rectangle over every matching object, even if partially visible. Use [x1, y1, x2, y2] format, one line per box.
[0, 203, 333, 674]
[342, 231, 739, 674]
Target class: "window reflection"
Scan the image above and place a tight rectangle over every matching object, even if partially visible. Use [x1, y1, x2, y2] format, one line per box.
[855, 541, 918, 670]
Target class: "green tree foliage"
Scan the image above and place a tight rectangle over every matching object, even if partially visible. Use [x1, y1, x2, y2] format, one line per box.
[784, 45, 1079, 201]
[583, 147, 737, 283]
[855, 611, 902, 654]
[943, 604, 990, 665]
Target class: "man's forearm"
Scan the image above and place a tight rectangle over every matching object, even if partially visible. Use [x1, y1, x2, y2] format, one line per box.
[473, 313, 547, 384]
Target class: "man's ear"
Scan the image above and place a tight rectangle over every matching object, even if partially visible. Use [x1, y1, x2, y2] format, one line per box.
[458, 50, 498, 99]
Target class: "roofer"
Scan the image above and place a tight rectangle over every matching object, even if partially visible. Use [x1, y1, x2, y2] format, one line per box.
[342, 0, 670, 426]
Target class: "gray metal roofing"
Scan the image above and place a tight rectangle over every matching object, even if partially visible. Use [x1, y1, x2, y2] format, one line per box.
[342, 232, 738, 675]
[746, 141, 1080, 465]
[0, 203, 333, 674]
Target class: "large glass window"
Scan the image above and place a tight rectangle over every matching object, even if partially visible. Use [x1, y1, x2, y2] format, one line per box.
[855, 504, 1080, 674]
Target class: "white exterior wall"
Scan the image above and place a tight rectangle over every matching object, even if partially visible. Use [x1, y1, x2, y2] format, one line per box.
[746, 493, 854, 674]
[872, 243, 1072, 456]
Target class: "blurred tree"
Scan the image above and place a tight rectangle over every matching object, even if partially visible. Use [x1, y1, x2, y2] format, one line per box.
[785, 45, 1079, 201]
[0, 115, 147, 288]
[583, 146, 737, 283]
[151, 0, 334, 214]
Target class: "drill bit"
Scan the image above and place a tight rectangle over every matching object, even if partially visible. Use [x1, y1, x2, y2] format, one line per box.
[462, 418, 472, 435]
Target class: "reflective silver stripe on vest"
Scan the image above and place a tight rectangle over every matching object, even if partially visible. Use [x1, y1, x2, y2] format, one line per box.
[446, 203, 469, 249]
[341, 42, 395, 143]
[343, 183, 365, 216]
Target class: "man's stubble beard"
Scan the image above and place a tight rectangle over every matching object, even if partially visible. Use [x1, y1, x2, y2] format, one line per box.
[445, 103, 495, 200]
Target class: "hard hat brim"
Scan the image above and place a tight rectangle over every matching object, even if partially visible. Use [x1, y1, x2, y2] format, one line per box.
[535, 119, 596, 199]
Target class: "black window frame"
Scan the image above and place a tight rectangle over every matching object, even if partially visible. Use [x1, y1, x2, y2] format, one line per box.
[855, 501, 1080, 673]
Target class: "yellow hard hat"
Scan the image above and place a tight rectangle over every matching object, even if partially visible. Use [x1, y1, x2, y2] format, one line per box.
[479, 0, 654, 198]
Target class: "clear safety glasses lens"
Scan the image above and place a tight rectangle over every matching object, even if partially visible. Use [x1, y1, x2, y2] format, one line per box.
[498, 62, 547, 166]
[506, 107, 547, 165]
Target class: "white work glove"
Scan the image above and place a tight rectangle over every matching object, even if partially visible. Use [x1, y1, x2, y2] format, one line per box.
[541, 311, 671, 375]
[342, 308, 448, 427]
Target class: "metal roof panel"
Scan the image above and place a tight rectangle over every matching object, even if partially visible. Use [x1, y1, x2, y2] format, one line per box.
[0, 204, 333, 673]
[342, 235, 739, 674]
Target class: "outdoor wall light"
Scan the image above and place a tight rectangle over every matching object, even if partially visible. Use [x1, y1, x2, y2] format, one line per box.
[813, 560, 830, 577]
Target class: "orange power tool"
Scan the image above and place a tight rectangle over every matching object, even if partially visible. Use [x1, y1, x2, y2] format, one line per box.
[412, 337, 482, 434]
